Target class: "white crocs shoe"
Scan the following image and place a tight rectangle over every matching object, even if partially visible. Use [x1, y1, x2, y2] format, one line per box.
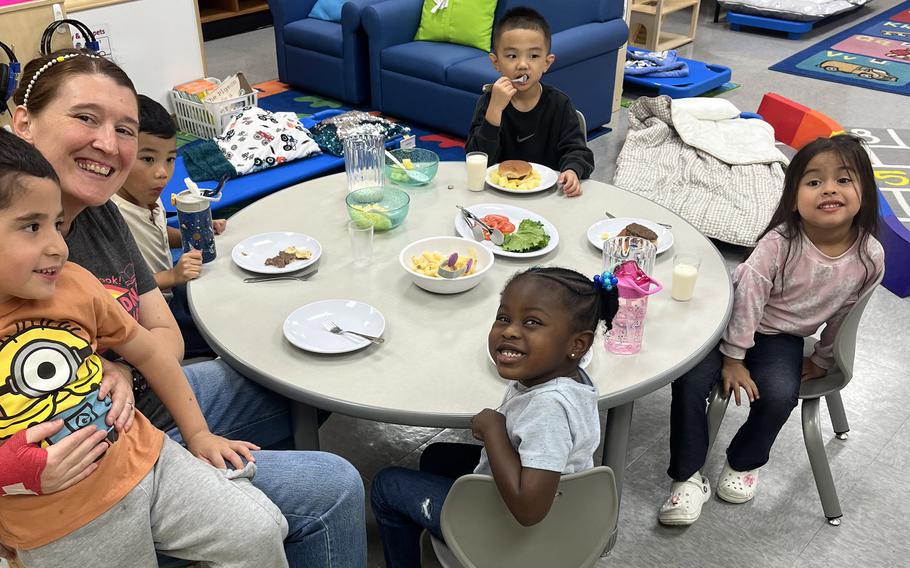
[716, 461, 759, 504]
[658, 473, 711, 526]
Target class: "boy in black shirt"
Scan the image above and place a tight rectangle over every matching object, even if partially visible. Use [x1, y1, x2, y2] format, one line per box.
[465, 7, 595, 197]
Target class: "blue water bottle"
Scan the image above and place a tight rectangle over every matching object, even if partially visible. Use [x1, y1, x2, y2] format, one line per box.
[173, 178, 220, 263]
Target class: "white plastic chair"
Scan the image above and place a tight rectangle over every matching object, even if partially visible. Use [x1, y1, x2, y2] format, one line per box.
[705, 273, 883, 525]
[423, 466, 618, 568]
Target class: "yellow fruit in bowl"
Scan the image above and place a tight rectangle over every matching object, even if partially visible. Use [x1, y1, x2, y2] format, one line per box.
[402, 158, 414, 170]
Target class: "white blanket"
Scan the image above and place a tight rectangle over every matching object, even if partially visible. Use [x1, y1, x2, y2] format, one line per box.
[670, 98, 788, 166]
[614, 96, 787, 247]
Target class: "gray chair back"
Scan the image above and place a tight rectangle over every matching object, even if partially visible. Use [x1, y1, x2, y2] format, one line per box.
[800, 271, 883, 399]
[437, 467, 618, 568]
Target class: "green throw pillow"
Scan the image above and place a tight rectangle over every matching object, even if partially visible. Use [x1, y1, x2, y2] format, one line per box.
[414, 0, 497, 52]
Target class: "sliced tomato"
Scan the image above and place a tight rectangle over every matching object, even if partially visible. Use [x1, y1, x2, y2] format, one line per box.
[480, 214, 515, 240]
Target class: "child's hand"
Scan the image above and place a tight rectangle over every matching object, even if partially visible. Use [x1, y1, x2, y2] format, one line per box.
[33, 421, 109, 493]
[213, 219, 227, 235]
[173, 249, 203, 284]
[489, 76, 518, 113]
[185, 430, 260, 470]
[559, 169, 581, 197]
[801, 358, 827, 381]
[721, 357, 759, 406]
[471, 408, 506, 442]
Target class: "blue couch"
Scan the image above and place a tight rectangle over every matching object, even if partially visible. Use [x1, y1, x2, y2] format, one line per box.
[267, 0, 382, 104]
[362, 0, 628, 137]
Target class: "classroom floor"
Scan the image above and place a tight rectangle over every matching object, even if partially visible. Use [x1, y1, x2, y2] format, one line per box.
[3, 3, 899, 568]
[203, 2, 910, 566]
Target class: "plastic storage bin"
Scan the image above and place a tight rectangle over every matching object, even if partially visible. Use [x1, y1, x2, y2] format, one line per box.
[170, 78, 257, 139]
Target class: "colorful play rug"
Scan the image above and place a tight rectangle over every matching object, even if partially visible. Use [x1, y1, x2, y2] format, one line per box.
[770, 1, 910, 96]
[847, 126, 910, 230]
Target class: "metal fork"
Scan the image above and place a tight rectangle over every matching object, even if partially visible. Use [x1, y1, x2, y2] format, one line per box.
[603, 211, 672, 230]
[322, 320, 385, 344]
[243, 269, 318, 283]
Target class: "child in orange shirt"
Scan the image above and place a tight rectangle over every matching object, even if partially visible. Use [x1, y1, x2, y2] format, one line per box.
[0, 130, 288, 566]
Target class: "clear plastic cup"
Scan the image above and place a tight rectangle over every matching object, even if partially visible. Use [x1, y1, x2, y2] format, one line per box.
[348, 220, 374, 267]
[671, 253, 701, 301]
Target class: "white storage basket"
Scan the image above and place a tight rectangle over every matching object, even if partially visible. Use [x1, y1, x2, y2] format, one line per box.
[170, 77, 258, 139]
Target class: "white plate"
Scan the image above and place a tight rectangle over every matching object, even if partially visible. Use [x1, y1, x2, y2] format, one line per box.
[232, 232, 323, 275]
[486, 343, 592, 370]
[586, 218, 674, 255]
[485, 162, 558, 194]
[283, 299, 385, 354]
[454, 203, 559, 259]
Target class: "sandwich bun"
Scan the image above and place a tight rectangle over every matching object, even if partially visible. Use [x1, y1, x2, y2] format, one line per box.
[498, 160, 532, 180]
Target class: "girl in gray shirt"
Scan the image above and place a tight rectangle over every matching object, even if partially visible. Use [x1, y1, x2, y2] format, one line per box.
[371, 267, 619, 567]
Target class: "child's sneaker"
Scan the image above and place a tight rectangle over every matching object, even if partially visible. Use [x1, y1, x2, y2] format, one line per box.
[658, 473, 711, 526]
[716, 461, 758, 504]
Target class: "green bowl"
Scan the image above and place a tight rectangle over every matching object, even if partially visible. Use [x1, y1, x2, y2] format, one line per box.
[345, 186, 410, 232]
[384, 148, 439, 187]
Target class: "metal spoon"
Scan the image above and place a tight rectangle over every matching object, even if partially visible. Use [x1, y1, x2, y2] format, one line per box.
[457, 206, 504, 245]
[481, 75, 529, 93]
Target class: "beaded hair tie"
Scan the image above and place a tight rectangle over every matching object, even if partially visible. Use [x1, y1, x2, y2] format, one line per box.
[592, 271, 618, 292]
[21, 53, 102, 108]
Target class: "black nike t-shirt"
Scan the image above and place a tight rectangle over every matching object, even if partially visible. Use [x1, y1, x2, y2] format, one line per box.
[465, 84, 595, 179]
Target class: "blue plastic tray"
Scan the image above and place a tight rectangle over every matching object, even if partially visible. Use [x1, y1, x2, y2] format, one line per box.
[623, 50, 733, 98]
[727, 12, 813, 39]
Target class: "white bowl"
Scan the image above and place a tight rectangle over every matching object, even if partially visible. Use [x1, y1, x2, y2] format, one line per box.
[399, 236, 495, 294]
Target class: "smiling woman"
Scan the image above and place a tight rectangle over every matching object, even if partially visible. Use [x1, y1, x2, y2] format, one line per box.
[3, 49, 368, 566]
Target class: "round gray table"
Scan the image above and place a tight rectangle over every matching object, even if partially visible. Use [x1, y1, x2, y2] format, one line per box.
[189, 162, 732, 513]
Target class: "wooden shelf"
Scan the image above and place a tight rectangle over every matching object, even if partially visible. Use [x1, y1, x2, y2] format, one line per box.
[631, 0, 699, 16]
[198, 0, 268, 24]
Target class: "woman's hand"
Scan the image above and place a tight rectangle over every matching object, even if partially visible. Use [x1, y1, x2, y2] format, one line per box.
[801, 358, 828, 381]
[98, 358, 136, 433]
[471, 408, 506, 443]
[185, 431, 260, 470]
[35, 421, 110, 494]
[721, 357, 759, 406]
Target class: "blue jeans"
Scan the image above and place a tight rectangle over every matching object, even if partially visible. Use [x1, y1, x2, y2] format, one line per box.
[165, 359, 367, 568]
[668, 333, 804, 481]
[371, 443, 482, 568]
[169, 284, 216, 360]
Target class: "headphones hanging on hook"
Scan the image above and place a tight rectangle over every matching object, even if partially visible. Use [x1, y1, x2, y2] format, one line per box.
[40, 19, 100, 56]
[0, 41, 20, 105]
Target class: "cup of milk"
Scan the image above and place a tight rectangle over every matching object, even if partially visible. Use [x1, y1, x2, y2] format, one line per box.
[671, 253, 701, 301]
[466, 152, 488, 191]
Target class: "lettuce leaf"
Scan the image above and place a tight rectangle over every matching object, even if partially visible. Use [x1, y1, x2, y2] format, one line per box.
[501, 219, 550, 252]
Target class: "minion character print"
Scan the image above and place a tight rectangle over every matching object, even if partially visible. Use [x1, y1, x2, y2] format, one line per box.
[0, 320, 114, 446]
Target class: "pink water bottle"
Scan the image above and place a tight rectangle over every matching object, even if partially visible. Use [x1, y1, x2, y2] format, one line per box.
[605, 261, 663, 355]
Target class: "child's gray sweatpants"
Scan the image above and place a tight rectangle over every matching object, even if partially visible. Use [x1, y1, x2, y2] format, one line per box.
[17, 436, 289, 567]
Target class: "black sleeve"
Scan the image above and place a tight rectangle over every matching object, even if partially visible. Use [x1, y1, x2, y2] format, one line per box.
[555, 97, 595, 180]
[465, 94, 502, 164]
